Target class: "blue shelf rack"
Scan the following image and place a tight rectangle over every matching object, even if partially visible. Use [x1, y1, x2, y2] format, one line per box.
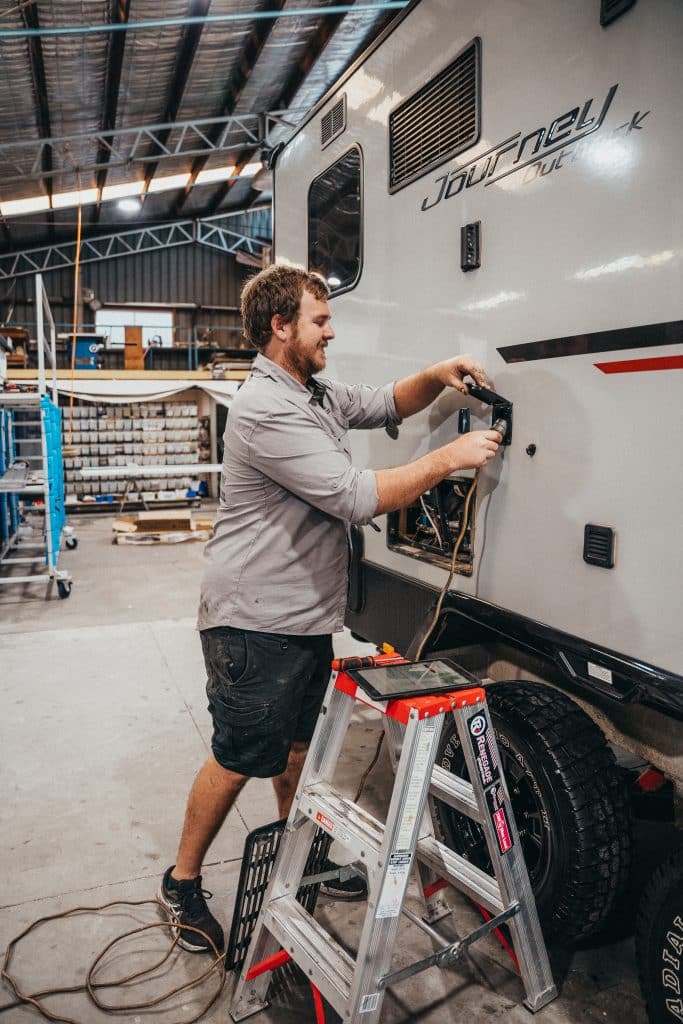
[0, 274, 75, 597]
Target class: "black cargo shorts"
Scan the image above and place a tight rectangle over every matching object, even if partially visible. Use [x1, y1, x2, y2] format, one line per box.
[200, 626, 334, 778]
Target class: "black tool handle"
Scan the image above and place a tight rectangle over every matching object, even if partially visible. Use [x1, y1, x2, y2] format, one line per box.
[467, 382, 509, 407]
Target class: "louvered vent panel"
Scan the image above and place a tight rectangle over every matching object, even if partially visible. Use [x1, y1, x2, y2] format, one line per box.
[389, 41, 479, 192]
[600, 0, 636, 27]
[321, 95, 346, 149]
[583, 525, 616, 568]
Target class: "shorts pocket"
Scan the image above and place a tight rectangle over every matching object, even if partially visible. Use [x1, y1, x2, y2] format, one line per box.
[202, 628, 249, 698]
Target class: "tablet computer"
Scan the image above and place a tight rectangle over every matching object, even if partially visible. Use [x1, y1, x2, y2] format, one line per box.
[347, 659, 477, 702]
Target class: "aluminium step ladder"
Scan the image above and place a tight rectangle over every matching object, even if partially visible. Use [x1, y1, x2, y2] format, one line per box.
[230, 651, 557, 1023]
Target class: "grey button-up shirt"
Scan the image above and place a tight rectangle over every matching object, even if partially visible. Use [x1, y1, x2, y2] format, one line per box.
[198, 353, 400, 635]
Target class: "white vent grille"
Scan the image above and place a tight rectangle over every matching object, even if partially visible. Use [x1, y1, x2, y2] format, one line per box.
[321, 95, 346, 149]
[389, 41, 479, 193]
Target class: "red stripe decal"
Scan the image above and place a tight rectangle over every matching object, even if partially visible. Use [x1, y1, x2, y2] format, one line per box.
[595, 355, 683, 374]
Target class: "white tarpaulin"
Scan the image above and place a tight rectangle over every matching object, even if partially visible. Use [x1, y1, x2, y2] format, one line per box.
[51, 378, 239, 407]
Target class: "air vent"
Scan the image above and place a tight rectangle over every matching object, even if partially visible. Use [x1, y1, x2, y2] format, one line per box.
[321, 95, 346, 149]
[389, 39, 480, 193]
[583, 524, 616, 568]
[600, 0, 636, 26]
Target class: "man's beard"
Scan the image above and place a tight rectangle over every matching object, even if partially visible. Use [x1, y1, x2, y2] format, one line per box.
[284, 323, 325, 381]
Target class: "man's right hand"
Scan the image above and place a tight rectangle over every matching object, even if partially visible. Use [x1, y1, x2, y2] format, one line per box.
[374, 427, 504, 516]
[447, 428, 502, 471]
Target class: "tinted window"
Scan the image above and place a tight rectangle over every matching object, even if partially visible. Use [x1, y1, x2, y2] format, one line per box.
[308, 146, 362, 295]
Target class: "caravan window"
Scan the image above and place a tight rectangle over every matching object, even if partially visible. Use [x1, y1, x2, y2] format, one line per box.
[308, 146, 362, 295]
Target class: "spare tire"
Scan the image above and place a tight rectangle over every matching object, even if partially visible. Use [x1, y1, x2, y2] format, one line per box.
[636, 850, 683, 1024]
[432, 681, 631, 941]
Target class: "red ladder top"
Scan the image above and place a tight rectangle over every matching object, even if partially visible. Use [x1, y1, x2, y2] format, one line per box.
[332, 652, 485, 726]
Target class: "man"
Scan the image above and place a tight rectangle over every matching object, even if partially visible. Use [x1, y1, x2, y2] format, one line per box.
[159, 264, 501, 953]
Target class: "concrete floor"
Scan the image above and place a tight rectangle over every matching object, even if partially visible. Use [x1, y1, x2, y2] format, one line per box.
[0, 510, 649, 1023]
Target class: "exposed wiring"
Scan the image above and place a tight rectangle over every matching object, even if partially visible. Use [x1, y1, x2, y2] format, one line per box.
[0, 898, 226, 1023]
[419, 493, 442, 548]
[415, 473, 478, 661]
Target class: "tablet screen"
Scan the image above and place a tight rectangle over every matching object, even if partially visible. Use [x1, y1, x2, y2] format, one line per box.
[350, 659, 475, 700]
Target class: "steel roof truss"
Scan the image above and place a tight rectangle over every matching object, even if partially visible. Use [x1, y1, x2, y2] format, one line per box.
[0, 113, 295, 188]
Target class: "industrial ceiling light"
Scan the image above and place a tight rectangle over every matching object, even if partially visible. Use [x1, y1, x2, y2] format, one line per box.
[117, 197, 142, 213]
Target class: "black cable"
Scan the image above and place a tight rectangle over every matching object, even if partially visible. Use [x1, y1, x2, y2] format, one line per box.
[0, 898, 226, 1023]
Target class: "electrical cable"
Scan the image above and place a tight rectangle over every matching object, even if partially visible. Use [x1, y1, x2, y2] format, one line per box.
[0, 898, 226, 1023]
[414, 473, 479, 661]
[418, 494, 442, 549]
[354, 471, 480, 804]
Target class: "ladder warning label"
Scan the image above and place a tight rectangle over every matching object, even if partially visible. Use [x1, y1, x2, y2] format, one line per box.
[486, 782, 514, 854]
[359, 992, 380, 1013]
[314, 810, 350, 845]
[376, 851, 412, 919]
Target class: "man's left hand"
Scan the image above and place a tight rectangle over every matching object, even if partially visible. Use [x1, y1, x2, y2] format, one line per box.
[432, 355, 492, 395]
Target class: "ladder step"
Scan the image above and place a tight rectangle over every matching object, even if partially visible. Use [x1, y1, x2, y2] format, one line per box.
[264, 894, 353, 1014]
[302, 781, 384, 863]
[416, 835, 505, 915]
[430, 764, 482, 822]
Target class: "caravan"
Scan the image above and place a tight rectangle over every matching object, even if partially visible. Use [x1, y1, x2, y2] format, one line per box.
[272, 0, 681, 1010]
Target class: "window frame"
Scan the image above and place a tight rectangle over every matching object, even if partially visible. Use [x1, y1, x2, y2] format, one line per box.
[307, 143, 364, 298]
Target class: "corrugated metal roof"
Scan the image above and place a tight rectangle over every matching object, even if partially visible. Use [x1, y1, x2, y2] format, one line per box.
[0, 1, 405, 257]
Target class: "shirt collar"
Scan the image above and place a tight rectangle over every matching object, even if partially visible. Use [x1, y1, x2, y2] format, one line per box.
[252, 352, 328, 407]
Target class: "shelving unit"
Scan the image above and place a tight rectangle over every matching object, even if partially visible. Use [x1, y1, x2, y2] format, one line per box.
[62, 398, 208, 507]
[0, 276, 74, 598]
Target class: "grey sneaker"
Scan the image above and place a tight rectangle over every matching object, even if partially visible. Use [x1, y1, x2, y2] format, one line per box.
[158, 866, 225, 954]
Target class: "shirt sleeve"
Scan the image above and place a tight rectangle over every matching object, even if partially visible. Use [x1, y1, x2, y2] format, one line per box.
[333, 380, 401, 430]
[248, 410, 378, 525]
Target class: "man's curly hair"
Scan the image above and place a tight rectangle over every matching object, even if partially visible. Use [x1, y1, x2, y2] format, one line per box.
[241, 263, 330, 351]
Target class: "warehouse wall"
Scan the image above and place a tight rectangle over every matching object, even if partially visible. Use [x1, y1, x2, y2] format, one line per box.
[4, 243, 253, 350]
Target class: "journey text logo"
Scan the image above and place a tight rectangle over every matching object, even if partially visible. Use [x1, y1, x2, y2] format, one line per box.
[421, 84, 619, 212]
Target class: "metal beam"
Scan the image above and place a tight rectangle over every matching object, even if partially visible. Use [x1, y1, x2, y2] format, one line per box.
[0, 5, 408, 40]
[0, 208, 271, 280]
[174, 0, 287, 215]
[0, 112, 300, 188]
[143, 0, 211, 193]
[21, 1, 53, 237]
[92, 0, 132, 226]
[203, 6, 350, 217]
[195, 210, 272, 257]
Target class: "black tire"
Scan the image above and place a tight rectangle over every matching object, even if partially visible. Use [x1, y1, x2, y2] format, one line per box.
[432, 681, 631, 942]
[636, 850, 683, 1024]
[57, 580, 72, 599]
[65, 537, 78, 549]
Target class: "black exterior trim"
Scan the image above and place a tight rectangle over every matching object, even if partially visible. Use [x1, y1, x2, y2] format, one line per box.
[497, 320, 682, 364]
[601, 0, 637, 27]
[345, 562, 683, 720]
